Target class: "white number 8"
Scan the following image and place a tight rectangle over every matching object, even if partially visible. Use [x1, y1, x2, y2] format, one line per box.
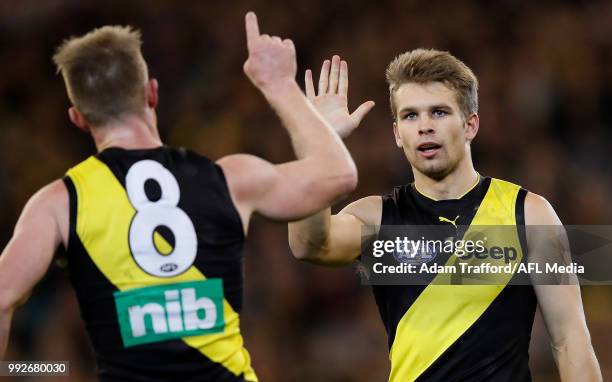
[126, 160, 197, 277]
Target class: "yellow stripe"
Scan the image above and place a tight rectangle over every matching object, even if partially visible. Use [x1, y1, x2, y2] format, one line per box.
[67, 157, 257, 381]
[389, 179, 522, 382]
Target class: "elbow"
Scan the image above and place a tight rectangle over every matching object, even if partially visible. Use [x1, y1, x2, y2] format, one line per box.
[0, 294, 14, 317]
[326, 151, 358, 194]
[332, 164, 358, 196]
[0, 287, 21, 316]
[288, 228, 328, 263]
[305, 167, 357, 205]
[344, 166, 359, 193]
[309, 152, 358, 198]
[288, 236, 321, 262]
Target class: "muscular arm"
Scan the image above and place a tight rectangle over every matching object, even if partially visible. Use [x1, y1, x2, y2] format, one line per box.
[216, 79, 357, 228]
[0, 180, 68, 359]
[525, 192, 602, 382]
[218, 14, 357, 231]
[288, 196, 382, 266]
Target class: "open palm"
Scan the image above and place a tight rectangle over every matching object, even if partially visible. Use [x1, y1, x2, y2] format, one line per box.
[305, 55, 375, 138]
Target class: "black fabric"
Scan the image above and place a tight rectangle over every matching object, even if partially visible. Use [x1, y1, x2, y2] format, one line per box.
[373, 176, 537, 382]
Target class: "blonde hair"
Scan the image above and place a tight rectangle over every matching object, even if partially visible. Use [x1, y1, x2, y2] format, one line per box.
[385, 48, 478, 120]
[53, 25, 148, 126]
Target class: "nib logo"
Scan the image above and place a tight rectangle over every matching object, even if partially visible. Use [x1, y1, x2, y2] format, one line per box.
[114, 279, 225, 347]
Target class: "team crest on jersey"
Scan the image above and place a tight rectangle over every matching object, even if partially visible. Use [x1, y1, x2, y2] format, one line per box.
[392, 240, 438, 264]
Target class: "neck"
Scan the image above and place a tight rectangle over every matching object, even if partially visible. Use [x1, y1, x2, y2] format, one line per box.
[90, 113, 162, 152]
[413, 157, 479, 201]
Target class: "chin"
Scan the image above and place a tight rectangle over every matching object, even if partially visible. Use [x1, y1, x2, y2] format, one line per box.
[417, 161, 453, 180]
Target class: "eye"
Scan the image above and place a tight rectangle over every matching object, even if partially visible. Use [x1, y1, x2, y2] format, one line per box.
[432, 109, 447, 118]
[402, 112, 417, 120]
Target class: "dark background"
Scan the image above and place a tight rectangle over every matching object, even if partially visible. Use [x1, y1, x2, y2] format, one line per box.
[1, 0, 611, 381]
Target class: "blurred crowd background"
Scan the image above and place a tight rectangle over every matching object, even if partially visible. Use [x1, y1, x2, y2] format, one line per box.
[1, 0, 611, 381]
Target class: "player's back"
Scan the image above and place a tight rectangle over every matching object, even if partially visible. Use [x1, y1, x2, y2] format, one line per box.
[62, 146, 257, 381]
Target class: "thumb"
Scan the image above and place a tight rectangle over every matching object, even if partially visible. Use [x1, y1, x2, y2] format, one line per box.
[350, 101, 375, 125]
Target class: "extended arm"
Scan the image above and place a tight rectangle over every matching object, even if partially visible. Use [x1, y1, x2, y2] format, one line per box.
[287, 55, 379, 265]
[526, 192, 602, 382]
[0, 180, 68, 359]
[289, 196, 381, 266]
[218, 14, 360, 231]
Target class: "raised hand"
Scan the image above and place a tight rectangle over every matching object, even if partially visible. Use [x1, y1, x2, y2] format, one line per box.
[305, 55, 375, 138]
[243, 12, 297, 93]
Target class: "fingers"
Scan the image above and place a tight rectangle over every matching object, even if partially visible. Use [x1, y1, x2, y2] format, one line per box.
[338, 60, 348, 96]
[318, 59, 330, 95]
[316, 55, 346, 95]
[350, 101, 376, 125]
[283, 39, 295, 53]
[305, 69, 316, 100]
[245, 13, 288, 49]
[328, 55, 341, 95]
[245, 12, 260, 50]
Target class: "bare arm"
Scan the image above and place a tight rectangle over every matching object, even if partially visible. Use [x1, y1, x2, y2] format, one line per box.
[0, 180, 68, 359]
[287, 55, 378, 266]
[289, 196, 382, 266]
[525, 192, 602, 382]
[218, 13, 358, 232]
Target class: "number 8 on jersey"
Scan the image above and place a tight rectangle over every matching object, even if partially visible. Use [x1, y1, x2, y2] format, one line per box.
[126, 160, 197, 277]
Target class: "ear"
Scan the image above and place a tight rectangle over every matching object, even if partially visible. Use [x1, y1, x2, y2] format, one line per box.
[146, 78, 159, 109]
[68, 107, 90, 132]
[393, 121, 403, 148]
[465, 113, 479, 142]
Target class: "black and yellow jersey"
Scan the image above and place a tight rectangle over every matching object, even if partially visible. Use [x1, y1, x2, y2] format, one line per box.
[62, 147, 257, 382]
[374, 176, 537, 382]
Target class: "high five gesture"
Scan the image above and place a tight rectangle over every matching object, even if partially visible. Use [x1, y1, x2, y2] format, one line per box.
[305, 55, 375, 138]
[217, 12, 358, 227]
[243, 12, 297, 94]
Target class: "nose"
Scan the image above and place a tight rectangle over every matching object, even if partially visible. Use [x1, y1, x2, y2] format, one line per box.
[418, 115, 435, 135]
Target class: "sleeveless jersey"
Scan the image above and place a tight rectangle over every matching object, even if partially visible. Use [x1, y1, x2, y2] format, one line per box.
[373, 176, 537, 382]
[63, 147, 257, 382]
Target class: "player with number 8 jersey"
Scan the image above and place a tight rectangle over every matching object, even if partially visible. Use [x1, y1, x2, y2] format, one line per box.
[64, 147, 252, 380]
[0, 12, 360, 382]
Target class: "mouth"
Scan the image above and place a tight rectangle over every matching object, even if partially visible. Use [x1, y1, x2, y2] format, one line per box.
[417, 142, 442, 158]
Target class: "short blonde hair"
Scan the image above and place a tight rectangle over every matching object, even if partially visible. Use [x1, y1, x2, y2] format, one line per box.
[53, 25, 148, 126]
[386, 48, 478, 120]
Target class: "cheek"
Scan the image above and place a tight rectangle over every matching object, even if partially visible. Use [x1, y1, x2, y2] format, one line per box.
[397, 124, 415, 143]
[448, 120, 467, 141]
[442, 122, 466, 155]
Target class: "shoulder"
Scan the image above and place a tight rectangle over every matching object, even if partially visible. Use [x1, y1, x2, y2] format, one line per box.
[216, 154, 276, 197]
[524, 191, 562, 225]
[487, 177, 523, 195]
[19, 179, 69, 246]
[216, 154, 270, 175]
[339, 195, 382, 227]
[30, 179, 69, 210]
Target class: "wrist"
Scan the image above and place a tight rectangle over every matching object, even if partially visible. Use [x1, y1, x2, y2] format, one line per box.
[259, 79, 300, 104]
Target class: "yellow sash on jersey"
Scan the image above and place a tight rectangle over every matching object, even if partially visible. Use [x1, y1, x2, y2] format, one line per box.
[67, 156, 257, 382]
[389, 179, 523, 382]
